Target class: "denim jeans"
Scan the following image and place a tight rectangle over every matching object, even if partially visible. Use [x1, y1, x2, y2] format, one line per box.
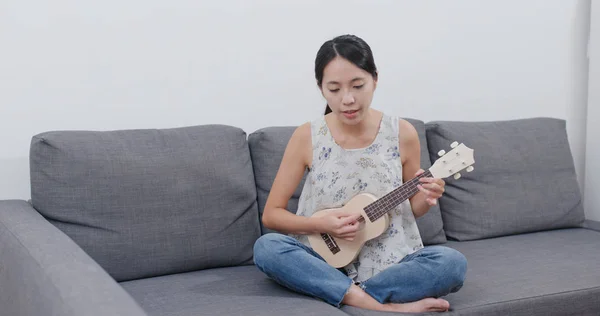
[253, 233, 467, 308]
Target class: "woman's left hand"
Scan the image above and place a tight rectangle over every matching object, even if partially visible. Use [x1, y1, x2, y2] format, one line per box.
[414, 169, 445, 206]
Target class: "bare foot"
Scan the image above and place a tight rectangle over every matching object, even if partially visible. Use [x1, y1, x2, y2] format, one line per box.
[385, 298, 450, 313]
[342, 284, 450, 313]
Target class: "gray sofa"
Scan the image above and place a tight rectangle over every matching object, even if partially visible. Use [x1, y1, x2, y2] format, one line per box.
[1, 117, 599, 316]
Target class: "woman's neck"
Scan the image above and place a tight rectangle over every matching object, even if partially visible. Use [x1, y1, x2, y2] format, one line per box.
[330, 109, 381, 137]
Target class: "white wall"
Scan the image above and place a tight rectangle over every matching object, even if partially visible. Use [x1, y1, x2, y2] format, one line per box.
[0, 0, 591, 207]
[585, 1, 600, 221]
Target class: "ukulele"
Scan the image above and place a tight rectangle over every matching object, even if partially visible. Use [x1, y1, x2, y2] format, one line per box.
[307, 141, 475, 268]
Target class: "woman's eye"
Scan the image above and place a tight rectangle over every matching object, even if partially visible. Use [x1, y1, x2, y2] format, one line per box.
[354, 85, 364, 89]
[329, 89, 340, 93]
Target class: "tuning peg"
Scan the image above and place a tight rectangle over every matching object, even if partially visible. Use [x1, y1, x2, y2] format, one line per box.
[454, 173, 461, 180]
[451, 141, 459, 148]
[437, 149, 446, 157]
[466, 166, 474, 172]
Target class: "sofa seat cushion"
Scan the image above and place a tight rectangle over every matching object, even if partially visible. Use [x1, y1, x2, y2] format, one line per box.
[343, 228, 600, 316]
[120, 265, 349, 316]
[29, 124, 261, 282]
[249, 118, 446, 245]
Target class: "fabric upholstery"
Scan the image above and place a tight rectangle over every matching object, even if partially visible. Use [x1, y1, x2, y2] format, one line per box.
[343, 228, 600, 316]
[120, 265, 349, 316]
[583, 219, 600, 232]
[0, 200, 147, 316]
[425, 117, 584, 241]
[29, 124, 261, 281]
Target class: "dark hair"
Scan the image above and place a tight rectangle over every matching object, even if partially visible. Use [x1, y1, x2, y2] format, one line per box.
[315, 34, 378, 115]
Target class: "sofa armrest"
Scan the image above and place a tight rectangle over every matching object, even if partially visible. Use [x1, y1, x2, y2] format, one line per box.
[582, 219, 600, 232]
[0, 200, 148, 316]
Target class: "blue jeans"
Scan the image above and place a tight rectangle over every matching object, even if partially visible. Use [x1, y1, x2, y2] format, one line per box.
[253, 233, 467, 308]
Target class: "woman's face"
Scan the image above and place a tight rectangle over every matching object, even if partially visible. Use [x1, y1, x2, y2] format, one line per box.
[320, 56, 377, 125]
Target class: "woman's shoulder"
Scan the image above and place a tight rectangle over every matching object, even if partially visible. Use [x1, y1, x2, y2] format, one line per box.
[292, 121, 312, 142]
[284, 122, 313, 168]
[394, 117, 420, 165]
[292, 116, 327, 141]
[381, 112, 418, 141]
[384, 114, 419, 151]
[286, 122, 313, 152]
[398, 118, 418, 139]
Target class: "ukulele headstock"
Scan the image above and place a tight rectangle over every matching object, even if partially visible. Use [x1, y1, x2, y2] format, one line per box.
[429, 141, 475, 180]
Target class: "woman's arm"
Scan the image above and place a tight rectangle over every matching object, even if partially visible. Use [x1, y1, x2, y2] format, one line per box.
[262, 123, 361, 239]
[399, 119, 445, 218]
[262, 123, 320, 234]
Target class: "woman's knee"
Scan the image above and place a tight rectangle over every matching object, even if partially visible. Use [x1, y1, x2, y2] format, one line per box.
[253, 233, 291, 268]
[435, 247, 467, 292]
[418, 246, 467, 295]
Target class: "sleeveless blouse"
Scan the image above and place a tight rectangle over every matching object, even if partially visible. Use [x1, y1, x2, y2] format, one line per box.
[291, 114, 424, 283]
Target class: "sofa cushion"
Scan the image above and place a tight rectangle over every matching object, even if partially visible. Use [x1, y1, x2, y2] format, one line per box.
[120, 265, 349, 316]
[342, 228, 600, 316]
[425, 118, 585, 241]
[30, 124, 261, 282]
[248, 118, 446, 245]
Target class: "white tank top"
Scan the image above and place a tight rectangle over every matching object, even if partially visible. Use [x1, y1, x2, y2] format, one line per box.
[292, 114, 424, 283]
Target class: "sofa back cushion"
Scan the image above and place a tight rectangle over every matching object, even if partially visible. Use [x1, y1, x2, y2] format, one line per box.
[30, 124, 261, 282]
[425, 117, 585, 241]
[249, 118, 447, 245]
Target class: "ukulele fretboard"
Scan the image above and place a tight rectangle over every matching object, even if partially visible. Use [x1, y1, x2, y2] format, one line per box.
[363, 170, 431, 222]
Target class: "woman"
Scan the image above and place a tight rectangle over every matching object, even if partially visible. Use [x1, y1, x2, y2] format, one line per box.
[253, 34, 466, 313]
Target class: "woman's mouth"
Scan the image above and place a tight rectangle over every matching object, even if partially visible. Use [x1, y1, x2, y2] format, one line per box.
[342, 110, 359, 119]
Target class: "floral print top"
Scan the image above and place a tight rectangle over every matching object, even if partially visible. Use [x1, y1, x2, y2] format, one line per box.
[292, 114, 424, 283]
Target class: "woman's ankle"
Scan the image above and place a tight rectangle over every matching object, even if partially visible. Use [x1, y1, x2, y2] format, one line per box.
[341, 284, 390, 311]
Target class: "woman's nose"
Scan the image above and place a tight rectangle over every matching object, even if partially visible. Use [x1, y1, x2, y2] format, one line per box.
[342, 93, 355, 105]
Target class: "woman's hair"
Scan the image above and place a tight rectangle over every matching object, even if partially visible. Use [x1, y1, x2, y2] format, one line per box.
[314, 34, 378, 115]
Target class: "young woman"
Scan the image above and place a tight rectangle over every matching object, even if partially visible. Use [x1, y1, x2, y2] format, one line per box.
[253, 34, 467, 313]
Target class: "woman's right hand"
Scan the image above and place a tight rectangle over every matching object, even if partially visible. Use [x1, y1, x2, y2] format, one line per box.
[316, 210, 362, 241]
